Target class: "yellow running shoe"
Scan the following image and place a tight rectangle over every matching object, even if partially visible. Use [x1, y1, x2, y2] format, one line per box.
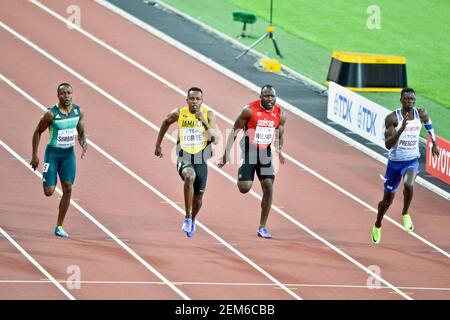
[371, 226, 381, 244]
[402, 214, 414, 232]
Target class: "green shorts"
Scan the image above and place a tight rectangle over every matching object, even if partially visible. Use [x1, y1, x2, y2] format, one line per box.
[42, 145, 76, 186]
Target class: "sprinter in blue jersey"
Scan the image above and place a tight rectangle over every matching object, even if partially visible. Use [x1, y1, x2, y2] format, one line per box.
[371, 88, 440, 244]
[30, 83, 88, 238]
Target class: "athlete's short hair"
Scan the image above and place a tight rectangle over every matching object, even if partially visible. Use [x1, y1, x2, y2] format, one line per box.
[261, 84, 275, 94]
[187, 87, 203, 96]
[401, 87, 415, 97]
[57, 83, 72, 93]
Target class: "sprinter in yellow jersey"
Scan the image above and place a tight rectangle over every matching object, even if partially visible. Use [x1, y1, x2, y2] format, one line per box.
[155, 87, 219, 238]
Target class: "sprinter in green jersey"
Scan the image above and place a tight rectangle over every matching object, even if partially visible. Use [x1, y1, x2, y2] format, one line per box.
[30, 83, 88, 238]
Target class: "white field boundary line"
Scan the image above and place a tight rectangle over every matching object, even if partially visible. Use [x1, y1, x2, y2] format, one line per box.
[144, 0, 328, 93]
[142, 0, 428, 148]
[0, 80, 188, 301]
[0, 75, 301, 301]
[0, 23, 413, 300]
[0, 140, 189, 300]
[151, 0, 435, 152]
[0, 227, 76, 300]
[1, 279, 449, 292]
[92, 0, 449, 202]
[25, 2, 450, 258]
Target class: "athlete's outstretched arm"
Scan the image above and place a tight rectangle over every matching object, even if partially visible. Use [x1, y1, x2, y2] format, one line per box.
[418, 108, 440, 157]
[218, 106, 251, 168]
[274, 110, 286, 164]
[30, 111, 53, 171]
[205, 110, 219, 145]
[155, 109, 179, 158]
[77, 108, 88, 159]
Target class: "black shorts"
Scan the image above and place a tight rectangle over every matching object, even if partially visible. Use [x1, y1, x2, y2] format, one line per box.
[177, 160, 208, 196]
[238, 146, 275, 181]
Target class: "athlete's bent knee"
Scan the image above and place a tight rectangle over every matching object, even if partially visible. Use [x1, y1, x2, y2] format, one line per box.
[44, 187, 55, 197]
[193, 195, 203, 206]
[261, 184, 273, 196]
[403, 183, 414, 193]
[238, 182, 252, 194]
[184, 174, 196, 185]
[379, 199, 392, 210]
[61, 183, 72, 194]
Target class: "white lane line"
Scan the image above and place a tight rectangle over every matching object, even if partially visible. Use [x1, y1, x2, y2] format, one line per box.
[0, 137, 189, 300]
[0, 77, 189, 300]
[1, 279, 448, 292]
[0, 75, 301, 300]
[283, 152, 450, 259]
[0, 22, 412, 300]
[147, 0, 327, 93]
[0, 227, 75, 300]
[30, 0, 450, 259]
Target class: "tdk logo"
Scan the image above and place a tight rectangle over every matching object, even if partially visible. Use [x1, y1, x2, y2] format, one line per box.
[333, 94, 352, 123]
[357, 105, 377, 136]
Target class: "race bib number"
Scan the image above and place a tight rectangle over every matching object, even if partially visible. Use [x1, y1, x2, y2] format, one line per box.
[181, 128, 204, 147]
[398, 132, 418, 150]
[43, 163, 49, 173]
[254, 126, 275, 144]
[398, 139, 417, 149]
[57, 129, 76, 147]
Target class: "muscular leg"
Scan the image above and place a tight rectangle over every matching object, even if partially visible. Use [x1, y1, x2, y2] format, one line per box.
[57, 182, 72, 226]
[259, 178, 274, 228]
[237, 159, 255, 194]
[42, 149, 56, 197]
[375, 190, 395, 228]
[43, 186, 56, 197]
[237, 181, 253, 193]
[402, 170, 416, 215]
[192, 194, 203, 220]
[181, 167, 196, 219]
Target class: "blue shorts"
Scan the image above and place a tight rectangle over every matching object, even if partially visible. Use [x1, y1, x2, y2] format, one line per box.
[42, 145, 76, 187]
[383, 158, 419, 193]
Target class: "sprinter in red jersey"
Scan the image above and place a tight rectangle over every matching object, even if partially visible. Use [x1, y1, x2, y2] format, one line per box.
[219, 85, 286, 238]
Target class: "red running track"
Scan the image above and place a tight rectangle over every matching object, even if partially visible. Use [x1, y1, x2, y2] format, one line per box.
[0, 0, 449, 300]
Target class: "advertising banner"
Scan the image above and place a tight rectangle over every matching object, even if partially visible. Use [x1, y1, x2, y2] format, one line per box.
[327, 81, 391, 149]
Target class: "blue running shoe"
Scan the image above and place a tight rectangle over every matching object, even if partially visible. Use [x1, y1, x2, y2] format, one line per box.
[54, 226, 69, 238]
[257, 227, 272, 239]
[187, 220, 196, 238]
[182, 218, 192, 233]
